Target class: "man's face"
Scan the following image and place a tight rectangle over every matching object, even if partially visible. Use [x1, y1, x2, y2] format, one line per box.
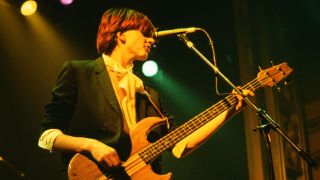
[120, 30, 155, 61]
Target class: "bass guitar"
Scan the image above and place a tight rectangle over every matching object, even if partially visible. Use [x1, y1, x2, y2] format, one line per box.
[68, 62, 293, 180]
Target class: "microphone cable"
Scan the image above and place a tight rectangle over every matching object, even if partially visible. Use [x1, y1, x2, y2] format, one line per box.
[197, 28, 232, 96]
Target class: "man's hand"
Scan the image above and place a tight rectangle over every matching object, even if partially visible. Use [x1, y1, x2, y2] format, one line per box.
[233, 87, 255, 111]
[89, 140, 121, 167]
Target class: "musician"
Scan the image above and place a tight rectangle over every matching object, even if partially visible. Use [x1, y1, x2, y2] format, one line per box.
[38, 7, 253, 178]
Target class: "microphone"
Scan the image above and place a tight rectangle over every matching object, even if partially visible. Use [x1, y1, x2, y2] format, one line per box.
[155, 27, 201, 38]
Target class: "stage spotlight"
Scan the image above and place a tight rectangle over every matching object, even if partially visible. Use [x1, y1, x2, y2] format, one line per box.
[142, 60, 158, 77]
[60, 0, 74, 6]
[20, 0, 37, 16]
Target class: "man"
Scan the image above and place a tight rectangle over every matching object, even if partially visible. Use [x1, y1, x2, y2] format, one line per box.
[38, 7, 253, 179]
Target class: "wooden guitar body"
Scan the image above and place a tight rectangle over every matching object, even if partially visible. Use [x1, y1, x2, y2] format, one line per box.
[68, 117, 172, 180]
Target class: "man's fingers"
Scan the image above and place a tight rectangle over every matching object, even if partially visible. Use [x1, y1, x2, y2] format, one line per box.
[92, 144, 121, 167]
[103, 154, 120, 167]
[103, 157, 113, 167]
[243, 89, 254, 97]
[110, 152, 121, 166]
[233, 88, 255, 110]
[236, 100, 242, 111]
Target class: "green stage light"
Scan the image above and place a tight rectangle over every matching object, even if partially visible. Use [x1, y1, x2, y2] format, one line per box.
[142, 60, 158, 77]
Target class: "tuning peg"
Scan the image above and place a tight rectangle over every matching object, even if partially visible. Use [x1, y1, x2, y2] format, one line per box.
[283, 78, 292, 86]
[274, 84, 281, 93]
[258, 66, 262, 72]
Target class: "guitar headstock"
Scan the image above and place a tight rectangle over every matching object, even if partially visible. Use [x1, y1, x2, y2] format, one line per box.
[257, 62, 293, 87]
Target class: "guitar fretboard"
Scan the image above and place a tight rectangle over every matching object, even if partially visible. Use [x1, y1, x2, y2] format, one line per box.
[135, 62, 291, 164]
[138, 77, 261, 163]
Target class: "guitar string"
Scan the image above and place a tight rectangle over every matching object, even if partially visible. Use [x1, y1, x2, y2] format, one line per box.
[141, 97, 229, 160]
[139, 69, 286, 163]
[140, 71, 279, 163]
[123, 154, 145, 176]
[123, 65, 288, 170]
[139, 67, 287, 163]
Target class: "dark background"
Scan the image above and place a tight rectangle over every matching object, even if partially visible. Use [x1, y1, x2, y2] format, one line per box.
[0, 0, 319, 179]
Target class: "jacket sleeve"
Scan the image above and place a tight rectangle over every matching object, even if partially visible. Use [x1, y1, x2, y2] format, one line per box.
[40, 61, 77, 134]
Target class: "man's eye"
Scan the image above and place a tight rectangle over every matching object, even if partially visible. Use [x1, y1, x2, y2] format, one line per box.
[142, 32, 152, 37]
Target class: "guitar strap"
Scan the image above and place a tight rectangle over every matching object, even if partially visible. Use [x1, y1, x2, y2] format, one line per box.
[139, 90, 170, 130]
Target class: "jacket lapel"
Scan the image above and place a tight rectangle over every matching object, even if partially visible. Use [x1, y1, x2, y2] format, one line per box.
[94, 57, 121, 115]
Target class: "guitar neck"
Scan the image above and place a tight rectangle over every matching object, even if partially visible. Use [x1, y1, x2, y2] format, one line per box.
[138, 77, 262, 163]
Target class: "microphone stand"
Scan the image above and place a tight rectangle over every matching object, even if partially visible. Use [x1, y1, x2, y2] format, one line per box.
[0, 155, 28, 179]
[177, 33, 316, 179]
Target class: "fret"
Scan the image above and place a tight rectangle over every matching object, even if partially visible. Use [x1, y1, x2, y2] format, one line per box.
[185, 123, 194, 135]
[188, 120, 197, 130]
[248, 82, 255, 91]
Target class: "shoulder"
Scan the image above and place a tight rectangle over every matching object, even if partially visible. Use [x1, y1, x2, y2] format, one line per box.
[66, 59, 95, 68]
[61, 57, 103, 72]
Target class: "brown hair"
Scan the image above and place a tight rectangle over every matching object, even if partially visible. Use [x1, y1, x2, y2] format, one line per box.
[96, 8, 156, 55]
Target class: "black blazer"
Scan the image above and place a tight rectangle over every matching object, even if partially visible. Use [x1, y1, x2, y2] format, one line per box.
[41, 57, 167, 165]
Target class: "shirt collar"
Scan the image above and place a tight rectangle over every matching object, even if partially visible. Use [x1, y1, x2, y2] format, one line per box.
[102, 54, 133, 75]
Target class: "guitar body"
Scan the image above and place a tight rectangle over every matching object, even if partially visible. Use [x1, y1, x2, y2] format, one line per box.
[68, 117, 172, 180]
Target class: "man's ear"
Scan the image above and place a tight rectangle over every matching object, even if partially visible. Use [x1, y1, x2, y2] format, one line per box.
[116, 32, 126, 44]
